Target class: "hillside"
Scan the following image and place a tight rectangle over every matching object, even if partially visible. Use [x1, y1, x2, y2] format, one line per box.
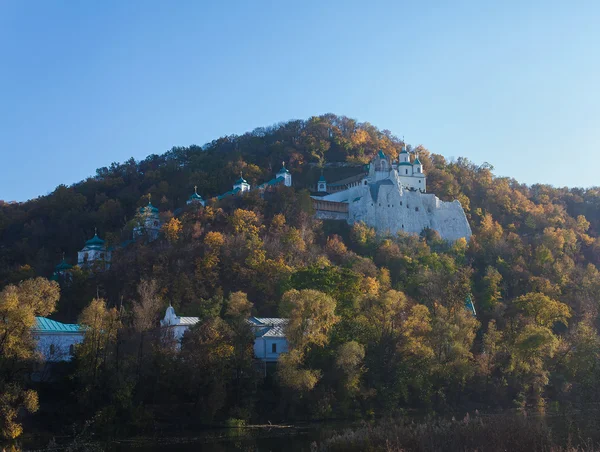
[2, 114, 600, 435]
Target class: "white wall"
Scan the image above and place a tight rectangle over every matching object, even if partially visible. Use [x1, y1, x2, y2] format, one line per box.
[253, 337, 289, 362]
[349, 184, 472, 242]
[33, 332, 84, 362]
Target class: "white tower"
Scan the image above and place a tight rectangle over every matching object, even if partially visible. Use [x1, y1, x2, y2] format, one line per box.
[233, 173, 251, 193]
[134, 199, 162, 241]
[78, 229, 111, 270]
[317, 171, 327, 193]
[276, 162, 292, 187]
[397, 144, 413, 176]
[412, 154, 426, 192]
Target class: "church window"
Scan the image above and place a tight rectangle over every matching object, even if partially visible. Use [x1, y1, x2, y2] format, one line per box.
[364, 180, 367, 185]
[272, 343, 277, 353]
[49, 344, 55, 356]
[419, 180, 421, 183]
[83, 253, 88, 263]
[69, 345, 75, 355]
[400, 201, 402, 206]
[379, 203, 381, 206]
[402, 224, 404, 228]
[405, 169, 408, 175]
[415, 207, 419, 212]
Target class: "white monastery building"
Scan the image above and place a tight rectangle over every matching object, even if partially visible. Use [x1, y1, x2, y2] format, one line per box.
[32, 317, 84, 362]
[77, 231, 111, 270]
[160, 306, 289, 361]
[312, 147, 472, 242]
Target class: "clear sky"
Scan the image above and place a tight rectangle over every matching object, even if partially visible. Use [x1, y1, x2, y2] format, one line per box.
[1, 1, 599, 202]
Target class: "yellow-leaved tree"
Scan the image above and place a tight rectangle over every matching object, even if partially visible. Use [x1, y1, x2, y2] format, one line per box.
[0, 278, 60, 440]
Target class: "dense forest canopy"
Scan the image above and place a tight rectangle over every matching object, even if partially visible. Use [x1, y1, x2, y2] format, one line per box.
[2, 114, 600, 440]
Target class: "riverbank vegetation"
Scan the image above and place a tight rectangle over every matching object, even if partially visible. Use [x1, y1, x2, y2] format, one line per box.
[2, 115, 600, 447]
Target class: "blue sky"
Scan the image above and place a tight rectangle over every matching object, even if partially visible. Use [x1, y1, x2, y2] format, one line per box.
[1, 1, 599, 202]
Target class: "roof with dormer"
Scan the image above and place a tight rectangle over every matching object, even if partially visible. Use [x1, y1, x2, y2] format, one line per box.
[248, 317, 288, 338]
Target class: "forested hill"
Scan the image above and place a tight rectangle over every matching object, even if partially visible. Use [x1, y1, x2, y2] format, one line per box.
[2, 114, 600, 289]
[3, 114, 600, 425]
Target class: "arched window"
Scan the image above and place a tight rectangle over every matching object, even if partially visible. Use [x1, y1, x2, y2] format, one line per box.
[69, 344, 75, 355]
[271, 343, 277, 353]
[405, 169, 408, 175]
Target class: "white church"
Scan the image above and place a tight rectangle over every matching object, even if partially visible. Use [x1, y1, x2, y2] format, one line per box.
[312, 146, 472, 242]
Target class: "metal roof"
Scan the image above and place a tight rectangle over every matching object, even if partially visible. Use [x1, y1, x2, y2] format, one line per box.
[249, 317, 288, 338]
[258, 176, 285, 189]
[34, 317, 82, 333]
[178, 316, 200, 326]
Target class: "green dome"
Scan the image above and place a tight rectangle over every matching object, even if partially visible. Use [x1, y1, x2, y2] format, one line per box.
[139, 201, 159, 214]
[318, 175, 326, 182]
[277, 164, 290, 174]
[84, 233, 105, 250]
[86, 234, 105, 247]
[235, 177, 248, 184]
[413, 157, 422, 165]
[55, 258, 72, 272]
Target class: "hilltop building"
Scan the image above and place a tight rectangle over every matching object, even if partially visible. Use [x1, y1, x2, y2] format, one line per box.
[312, 148, 472, 242]
[218, 163, 292, 200]
[51, 254, 73, 282]
[77, 231, 111, 270]
[160, 306, 289, 362]
[187, 186, 205, 206]
[133, 200, 162, 241]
